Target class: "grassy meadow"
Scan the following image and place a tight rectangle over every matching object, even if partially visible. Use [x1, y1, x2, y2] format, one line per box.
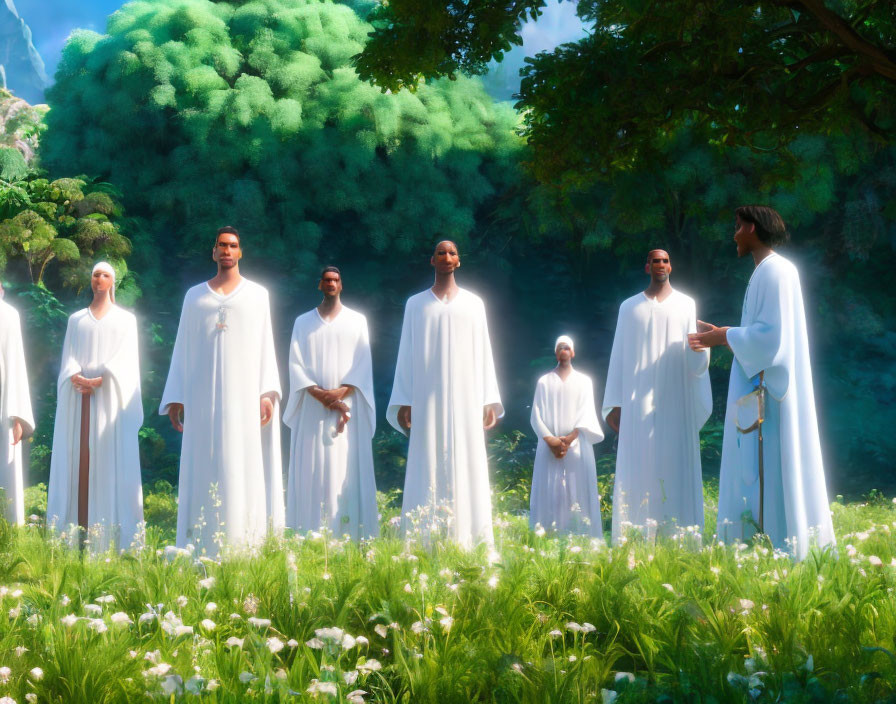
[0, 483, 895, 703]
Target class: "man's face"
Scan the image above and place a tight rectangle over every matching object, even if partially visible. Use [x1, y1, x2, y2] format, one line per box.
[431, 240, 460, 274]
[91, 269, 114, 295]
[645, 250, 671, 281]
[733, 215, 758, 258]
[555, 342, 574, 363]
[319, 271, 343, 297]
[213, 233, 241, 268]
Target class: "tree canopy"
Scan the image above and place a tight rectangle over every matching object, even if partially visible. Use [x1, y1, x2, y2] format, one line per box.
[355, 0, 896, 185]
[42, 0, 522, 293]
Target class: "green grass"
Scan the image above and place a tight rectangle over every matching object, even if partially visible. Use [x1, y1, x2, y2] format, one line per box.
[0, 487, 895, 703]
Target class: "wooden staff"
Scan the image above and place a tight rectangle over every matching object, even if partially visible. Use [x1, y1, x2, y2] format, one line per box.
[78, 393, 90, 546]
[757, 371, 765, 534]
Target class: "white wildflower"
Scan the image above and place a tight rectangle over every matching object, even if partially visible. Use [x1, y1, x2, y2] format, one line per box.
[0, 667, 10, 683]
[266, 637, 285, 654]
[307, 679, 338, 696]
[357, 659, 382, 673]
[198, 577, 215, 590]
[225, 637, 244, 648]
[29, 667, 43, 681]
[204, 602, 218, 614]
[247, 617, 271, 629]
[200, 619, 216, 631]
[347, 689, 367, 704]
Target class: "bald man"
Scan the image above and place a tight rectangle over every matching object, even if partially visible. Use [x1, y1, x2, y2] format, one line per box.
[387, 240, 503, 548]
[603, 249, 712, 542]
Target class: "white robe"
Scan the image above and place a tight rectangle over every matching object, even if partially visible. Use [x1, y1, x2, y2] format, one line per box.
[160, 279, 284, 554]
[718, 253, 835, 558]
[603, 290, 712, 541]
[47, 306, 144, 550]
[529, 369, 604, 537]
[284, 306, 378, 540]
[387, 288, 503, 548]
[0, 299, 34, 525]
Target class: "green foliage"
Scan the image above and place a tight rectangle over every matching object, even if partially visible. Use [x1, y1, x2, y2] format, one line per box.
[42, 0, 522, 294]
[0, 488, 894, 701]
[0, 174, 133, 288]
[357, 0, 896, 184]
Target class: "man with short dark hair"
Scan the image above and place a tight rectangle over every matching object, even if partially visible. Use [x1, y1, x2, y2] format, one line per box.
[283, 267, 378, 540]
[689, 206, 835, 558]
[160, 227, 284, 554]
[604, 249, 711, 542]
[388, 240, 503, 547]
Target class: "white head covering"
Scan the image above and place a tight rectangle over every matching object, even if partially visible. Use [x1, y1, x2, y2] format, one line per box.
[92, 261, 116, 302]
[555, 335, 574, 353]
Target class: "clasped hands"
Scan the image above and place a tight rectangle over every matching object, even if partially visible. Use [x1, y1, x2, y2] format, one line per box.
[71, 373, 103, 396]
[167, 393, 277, 433]
[544, 429, 579, 459]
[309, 385, 353, 434]
[397, 404, 499, 432]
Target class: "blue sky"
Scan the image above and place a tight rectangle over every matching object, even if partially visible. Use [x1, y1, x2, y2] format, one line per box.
[14, 0, 586, 100]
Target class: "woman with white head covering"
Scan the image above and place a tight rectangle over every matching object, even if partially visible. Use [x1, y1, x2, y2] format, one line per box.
[529, 335, 605, 537]
[48, 262, 144, 551]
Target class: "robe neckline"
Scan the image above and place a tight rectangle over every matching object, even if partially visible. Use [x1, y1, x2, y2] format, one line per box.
[551, 367, 576, 384]
[315, 306, 344, 325]
[87, 304, 117, 323]
[429, 288, 461, 305]
[748, 251, 779, 283]
[641, 289, 676, 305]
[205, 278, 247, 300]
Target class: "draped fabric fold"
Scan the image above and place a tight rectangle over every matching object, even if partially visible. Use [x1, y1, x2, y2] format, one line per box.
[47, 306, 144, 551]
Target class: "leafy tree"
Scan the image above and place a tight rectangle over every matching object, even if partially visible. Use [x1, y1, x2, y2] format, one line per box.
[0, 175, 134, 292]
[41, 0, 522, 294]
[356, 0, 896, 184]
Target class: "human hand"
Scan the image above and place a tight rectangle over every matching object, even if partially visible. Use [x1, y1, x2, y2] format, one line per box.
[397, 405, 411, 431]
[71, 373, 101, 395]
[606, 407, 621, 433]
[168, 403, 184, 433]
[11, 418, 23, 445]
[329, 400, 351, 434]
[483, 405, 499, 430]
[544, 435, 568, 459]
[688, 321, 730, 351]
[562, 429, 579, 448]
[260, 395, 274, 427]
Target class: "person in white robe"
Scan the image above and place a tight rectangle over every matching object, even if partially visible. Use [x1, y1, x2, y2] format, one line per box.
[160, 226, 284, 555]
[529, 335, 604, 537]
[284, 266, 378, 540]
[689, 206, 835, 559]
[47, 262, 144, 550]
[0, 283, 34, 524]
[388, 240, 503, 548]
[604, 249, 712, 542]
